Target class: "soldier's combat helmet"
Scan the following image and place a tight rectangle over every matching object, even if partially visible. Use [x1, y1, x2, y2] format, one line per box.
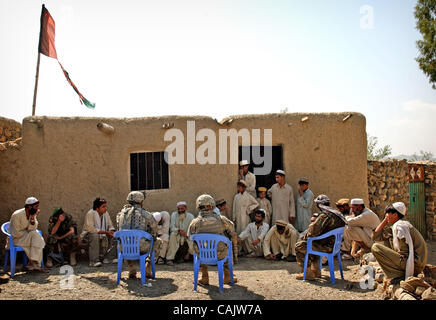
[196, 194, 215, 210]
[314, 194, 330, 206]
[127, 191, 145, 204]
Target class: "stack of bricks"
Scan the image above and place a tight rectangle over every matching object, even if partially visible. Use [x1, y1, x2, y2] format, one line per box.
[0, 117, 21, 150]
[367, 159, 409, 220]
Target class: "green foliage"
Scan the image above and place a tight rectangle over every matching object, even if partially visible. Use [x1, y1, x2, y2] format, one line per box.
[411, 150, 434, 161]
[367, 135, 392, 160]
[415, 0, 436, 89]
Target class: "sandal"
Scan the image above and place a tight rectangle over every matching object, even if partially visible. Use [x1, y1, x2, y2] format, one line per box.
[156, 257, 165, 265]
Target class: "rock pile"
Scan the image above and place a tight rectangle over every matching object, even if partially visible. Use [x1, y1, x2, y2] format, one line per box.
[0, 117, 21, 143]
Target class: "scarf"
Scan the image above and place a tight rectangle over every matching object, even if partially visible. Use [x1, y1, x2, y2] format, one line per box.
[94, 210, 107, 239]
[392, 220, 414, 280]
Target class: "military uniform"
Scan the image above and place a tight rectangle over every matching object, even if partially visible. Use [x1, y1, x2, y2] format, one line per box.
[295, 201, 346, 279]
[188, 194, 238, 285]
[47, 209, 79, 265]
[116, 191, 159, 277]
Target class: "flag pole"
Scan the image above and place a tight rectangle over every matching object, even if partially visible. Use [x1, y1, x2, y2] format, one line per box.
[32, 52, 41, 116]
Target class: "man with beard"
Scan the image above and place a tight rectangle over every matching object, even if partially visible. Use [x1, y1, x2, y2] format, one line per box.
[263, 219, 299, 262]
[237, 209, 270, 257]
[295, 195, 347, 280]
[166, 201, 194, 266]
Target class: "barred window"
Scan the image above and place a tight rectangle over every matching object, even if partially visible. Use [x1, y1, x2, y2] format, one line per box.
[130, 151, 169, 191]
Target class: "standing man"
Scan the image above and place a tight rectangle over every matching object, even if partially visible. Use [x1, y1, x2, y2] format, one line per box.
[343, 198, 380, 258]
[263, 219, 299, 262]
[166, 201, 194, 266]
[215, 198, 230, 218]
[9, 197, 46, 272]
[116, 191, 158, 279]
[295, 195, 347, 280]
[239, 160, 256, 198]
[237, 209, 270, 257]
[188, 194, 238, 285]
[372, 202, 428, 283]
[295, 177, 314, 232]
[46, 207, 79, 267]
[256, 187, 272, 225]
[81, 197, 117, 267]
[152, 211, 170, 265]
[232, 180, 259, 234]
[268, 170, 296, 226]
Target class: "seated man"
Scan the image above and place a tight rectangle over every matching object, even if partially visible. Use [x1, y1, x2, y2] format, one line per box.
[9, 197, 47, 272]
[117, 191, 158, 279]
[263, 219, 299, 262]
[188, 194, 238, 285]
[237, 209, 270, 257]
[335, 198, 354, 260]
[371, 202, 428, 283]
[166, 201, 194, 266]
[343, 198, 380, 259]
[81, 197, 117, 267]
[295, 195, 347, 280]
[46, 207, 79, 267]
[152, 211, 170, 265]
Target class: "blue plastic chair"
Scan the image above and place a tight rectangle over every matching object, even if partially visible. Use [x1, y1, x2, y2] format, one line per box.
[114, 229, 155, 286]
[1, 222, 44, 277]
[191, 233, 234, 293]
[303, 227, 345, 284]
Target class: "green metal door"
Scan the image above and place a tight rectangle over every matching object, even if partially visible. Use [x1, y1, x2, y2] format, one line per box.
[408, 164, 427, 239]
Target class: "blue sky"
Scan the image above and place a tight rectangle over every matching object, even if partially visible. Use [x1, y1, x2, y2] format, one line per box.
[0, 0, 435, 155]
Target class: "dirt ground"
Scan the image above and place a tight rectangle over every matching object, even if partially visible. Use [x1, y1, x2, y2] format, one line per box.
[1, 240, 435, 300]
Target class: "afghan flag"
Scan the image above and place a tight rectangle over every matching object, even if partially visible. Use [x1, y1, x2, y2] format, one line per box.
[38, 4, 95, 109]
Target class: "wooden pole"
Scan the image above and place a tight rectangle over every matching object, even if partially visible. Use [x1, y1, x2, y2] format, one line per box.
[32, 52, 41, 116]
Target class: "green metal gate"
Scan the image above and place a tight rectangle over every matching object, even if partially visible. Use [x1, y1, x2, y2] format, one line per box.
[408, 164, 426, 239]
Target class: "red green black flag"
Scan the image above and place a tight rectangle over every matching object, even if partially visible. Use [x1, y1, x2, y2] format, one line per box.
[38, 4, 95, 109]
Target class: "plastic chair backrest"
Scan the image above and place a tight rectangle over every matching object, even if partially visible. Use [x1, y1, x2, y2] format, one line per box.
[191, 233, 231, 265]
[114, 229, 153, 259]
[1, 222, 10, 237]
[309, 227, 344, 255]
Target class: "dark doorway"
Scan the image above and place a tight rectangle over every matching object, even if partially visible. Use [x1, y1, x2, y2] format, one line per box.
[238, 145, 283, 192]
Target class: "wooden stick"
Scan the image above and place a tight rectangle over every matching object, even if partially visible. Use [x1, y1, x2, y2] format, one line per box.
[32, 52, 41, 116]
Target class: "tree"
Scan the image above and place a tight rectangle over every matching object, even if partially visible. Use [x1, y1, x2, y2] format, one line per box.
[411, 150, 434, 161]
[414, 0, 436, 89]
[367, 135, 392, 160]
[280, 107, 288, 113]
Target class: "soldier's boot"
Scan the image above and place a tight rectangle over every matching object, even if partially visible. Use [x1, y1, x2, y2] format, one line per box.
[198, 266, 209, 285]
[295, 266, 316, 281]
[311, 264, 322, 278]
[145, 261, 153, 278]
[69, 252, 77, 266]
[224, 268, 238, 284]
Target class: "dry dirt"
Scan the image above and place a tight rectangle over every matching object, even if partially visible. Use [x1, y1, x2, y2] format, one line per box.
[1, 240, 435, 300]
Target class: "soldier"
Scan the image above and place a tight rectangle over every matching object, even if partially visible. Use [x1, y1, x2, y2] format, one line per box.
[188, 194, 238, 286]
[116, 191, 158, 279]
[46, 207, 79, 267]
[295, 194, 347, 280]
[371, 202, 428, 283]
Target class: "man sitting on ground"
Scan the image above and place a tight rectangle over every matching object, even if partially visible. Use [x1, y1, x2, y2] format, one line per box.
[46, 207, 79, 267]
[237, 209, 270, 257]
[263, 219, 299, 262]
[81, 197, 117, 267]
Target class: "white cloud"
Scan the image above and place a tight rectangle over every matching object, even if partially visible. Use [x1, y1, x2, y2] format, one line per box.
[402, 99, 436, 112]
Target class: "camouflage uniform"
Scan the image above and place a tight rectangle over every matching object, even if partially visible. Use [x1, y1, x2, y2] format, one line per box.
[188, 194, 238, 284]
[295, 205, 346, 268]
[47, 210, 79, 264]
[116, 191, 159, 276]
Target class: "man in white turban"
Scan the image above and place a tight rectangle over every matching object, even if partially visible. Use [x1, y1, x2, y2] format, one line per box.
[238, 160, 257, 198]
[9, 197, 47, 272]
[166, 201, 194, 266]
[342, 198, 380, 258]
[152, 211, 170, 264]
[371, 202, 428, 283]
